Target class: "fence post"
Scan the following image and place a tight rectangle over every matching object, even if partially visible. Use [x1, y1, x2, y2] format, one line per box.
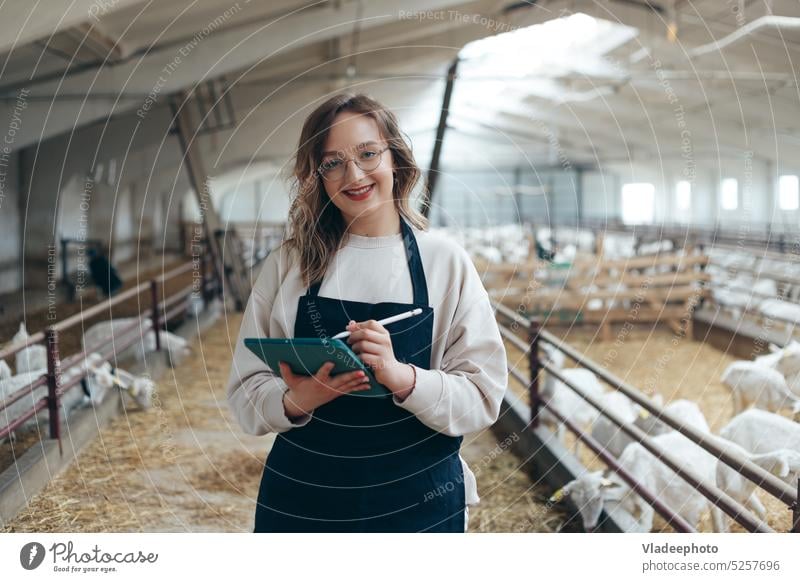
[528, 319, 541, 429]
[45, 327, 62, 454]
[792, 477, 799, 533]
[150, 279, 161, 351]
[200, 251, 209, 309]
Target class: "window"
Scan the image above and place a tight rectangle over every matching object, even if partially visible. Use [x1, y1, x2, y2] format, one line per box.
[778, 175, 799, 210]
[676, 180, 691, 211]
[621, 183, 655, 224]
[721, 178, 738, 210]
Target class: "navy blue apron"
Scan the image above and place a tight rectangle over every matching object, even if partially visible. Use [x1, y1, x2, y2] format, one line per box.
[254, 217, 465, 532]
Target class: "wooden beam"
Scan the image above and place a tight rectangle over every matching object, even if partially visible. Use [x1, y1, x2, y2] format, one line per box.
[171, 92, 250, 310]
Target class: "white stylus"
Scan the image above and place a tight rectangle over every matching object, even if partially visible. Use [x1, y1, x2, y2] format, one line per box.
[331, 308, 423, 340]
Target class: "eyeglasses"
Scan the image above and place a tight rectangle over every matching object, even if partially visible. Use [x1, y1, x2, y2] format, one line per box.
[317, 145, 389, 181]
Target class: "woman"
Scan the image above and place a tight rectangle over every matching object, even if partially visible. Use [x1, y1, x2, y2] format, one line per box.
[226, 93, 508, 533]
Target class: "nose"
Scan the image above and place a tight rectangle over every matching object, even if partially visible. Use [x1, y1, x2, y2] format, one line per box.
[342, 157, 366, 187]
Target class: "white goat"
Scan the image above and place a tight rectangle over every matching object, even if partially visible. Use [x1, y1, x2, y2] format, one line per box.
[75, 353, 117, 405]
[539, 346, 605, 447]
[110, 368, 155, 410]
[721, 361, 800, 419]
[754, 340, 800, 398]
[0, 360, 12, 380]
[759, 298, 800, 326]
[720, 408, 800, 453]
[714, 440, 800, 532]
[548, 471, 627, 531]
[0, 353, 115, 441]
[553, 402, 724, 532]
[81, 318, 191, 367]
[590, 391, 640, 457]
[12, 323, 47, 375]
[591, 397, 704, 458]
[551, 429, 723, 532]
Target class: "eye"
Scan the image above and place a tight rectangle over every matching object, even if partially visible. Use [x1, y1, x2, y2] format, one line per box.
[359, 150, 378, 160]
[321, 158, 342, 171]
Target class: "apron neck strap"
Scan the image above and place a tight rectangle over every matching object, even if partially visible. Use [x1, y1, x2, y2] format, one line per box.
[306, 217, 429, 306]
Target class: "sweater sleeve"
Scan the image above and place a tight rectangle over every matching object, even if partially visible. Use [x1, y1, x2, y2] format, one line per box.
[226, 248, 312, 436]
[392, 246, 508, 436]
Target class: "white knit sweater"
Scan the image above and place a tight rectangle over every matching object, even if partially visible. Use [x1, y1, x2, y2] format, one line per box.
[225, 224, 509, 506]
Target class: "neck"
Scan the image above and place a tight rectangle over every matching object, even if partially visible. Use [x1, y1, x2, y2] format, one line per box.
[345, 210, 401, 237]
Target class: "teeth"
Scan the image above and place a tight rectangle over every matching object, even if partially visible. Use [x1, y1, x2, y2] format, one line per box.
[345, 184, 372, 195]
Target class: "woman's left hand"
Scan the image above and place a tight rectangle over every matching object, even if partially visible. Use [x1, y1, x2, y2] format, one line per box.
[345, 319, 415, 400]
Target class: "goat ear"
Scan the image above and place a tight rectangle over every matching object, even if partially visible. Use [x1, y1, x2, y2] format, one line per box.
[768, 343, 780, 353]
[600, 478, 620, 489]
[774, 458, 790, 478]
[549, 488, 567, 503]
[638, 408, 651, 420]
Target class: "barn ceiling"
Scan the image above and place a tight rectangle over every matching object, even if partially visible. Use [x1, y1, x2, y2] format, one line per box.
[0, 0, 798, 175]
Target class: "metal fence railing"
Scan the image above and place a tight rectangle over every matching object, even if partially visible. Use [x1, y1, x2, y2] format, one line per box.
[492, 300, 799, 533]
[0, 256, 220, 452]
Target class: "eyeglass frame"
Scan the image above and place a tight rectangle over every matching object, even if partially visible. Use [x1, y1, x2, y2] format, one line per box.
[316, 144, 391, 181]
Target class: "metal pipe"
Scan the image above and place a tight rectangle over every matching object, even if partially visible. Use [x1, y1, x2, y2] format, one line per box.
[690, 15, 800, 57]
[45, 328, 62, 454]
[421, 58, 458, 219]
[151, 280, 161, 352]
[528, 319, 541, 428]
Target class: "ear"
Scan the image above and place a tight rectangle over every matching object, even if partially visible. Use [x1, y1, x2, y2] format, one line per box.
[600, 478, 621, 489]
[549, 488, 568, 503]
[774, 456, 790, 478]
[769, 343, 780, 353]
[638, 408, 651, 420]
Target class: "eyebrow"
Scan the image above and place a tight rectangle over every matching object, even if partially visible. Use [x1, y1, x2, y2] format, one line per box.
[321, 141, 380, 157]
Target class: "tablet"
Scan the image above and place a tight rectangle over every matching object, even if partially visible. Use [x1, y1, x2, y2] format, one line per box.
[243, 337, 391, 398]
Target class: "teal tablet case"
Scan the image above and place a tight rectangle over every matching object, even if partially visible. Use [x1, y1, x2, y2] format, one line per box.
[243, 337, 391, 398]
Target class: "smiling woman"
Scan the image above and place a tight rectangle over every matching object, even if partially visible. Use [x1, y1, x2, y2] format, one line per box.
[226, 93, 509, 533]
[285, 93, 425, 285]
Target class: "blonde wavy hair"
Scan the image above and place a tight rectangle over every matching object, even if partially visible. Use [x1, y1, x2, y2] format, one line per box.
[282, 93, 428, 288]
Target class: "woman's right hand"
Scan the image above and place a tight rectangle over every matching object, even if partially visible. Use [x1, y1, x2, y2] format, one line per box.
[279, 361, 371, 420]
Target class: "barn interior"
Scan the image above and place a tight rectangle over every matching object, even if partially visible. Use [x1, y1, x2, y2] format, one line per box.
[1, 0, 799, 534]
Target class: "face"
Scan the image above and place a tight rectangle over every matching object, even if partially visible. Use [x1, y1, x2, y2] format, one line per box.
[566, 477, 606, 530]
[318, 111, 395, 227]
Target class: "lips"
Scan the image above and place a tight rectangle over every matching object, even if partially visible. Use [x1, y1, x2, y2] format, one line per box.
[342, 183, 374, 200]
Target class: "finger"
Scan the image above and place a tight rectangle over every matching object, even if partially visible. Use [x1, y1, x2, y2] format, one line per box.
[351, 340, 384, 355]
[361, 319, 387, 333]
[328, 369, 367, 387]
[340, 376, 371, 391]
[347, 328, 383, 344]
[314, 361, 336, 381]
[278, 361, 296, 382]
[326, 375, 368, 396]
